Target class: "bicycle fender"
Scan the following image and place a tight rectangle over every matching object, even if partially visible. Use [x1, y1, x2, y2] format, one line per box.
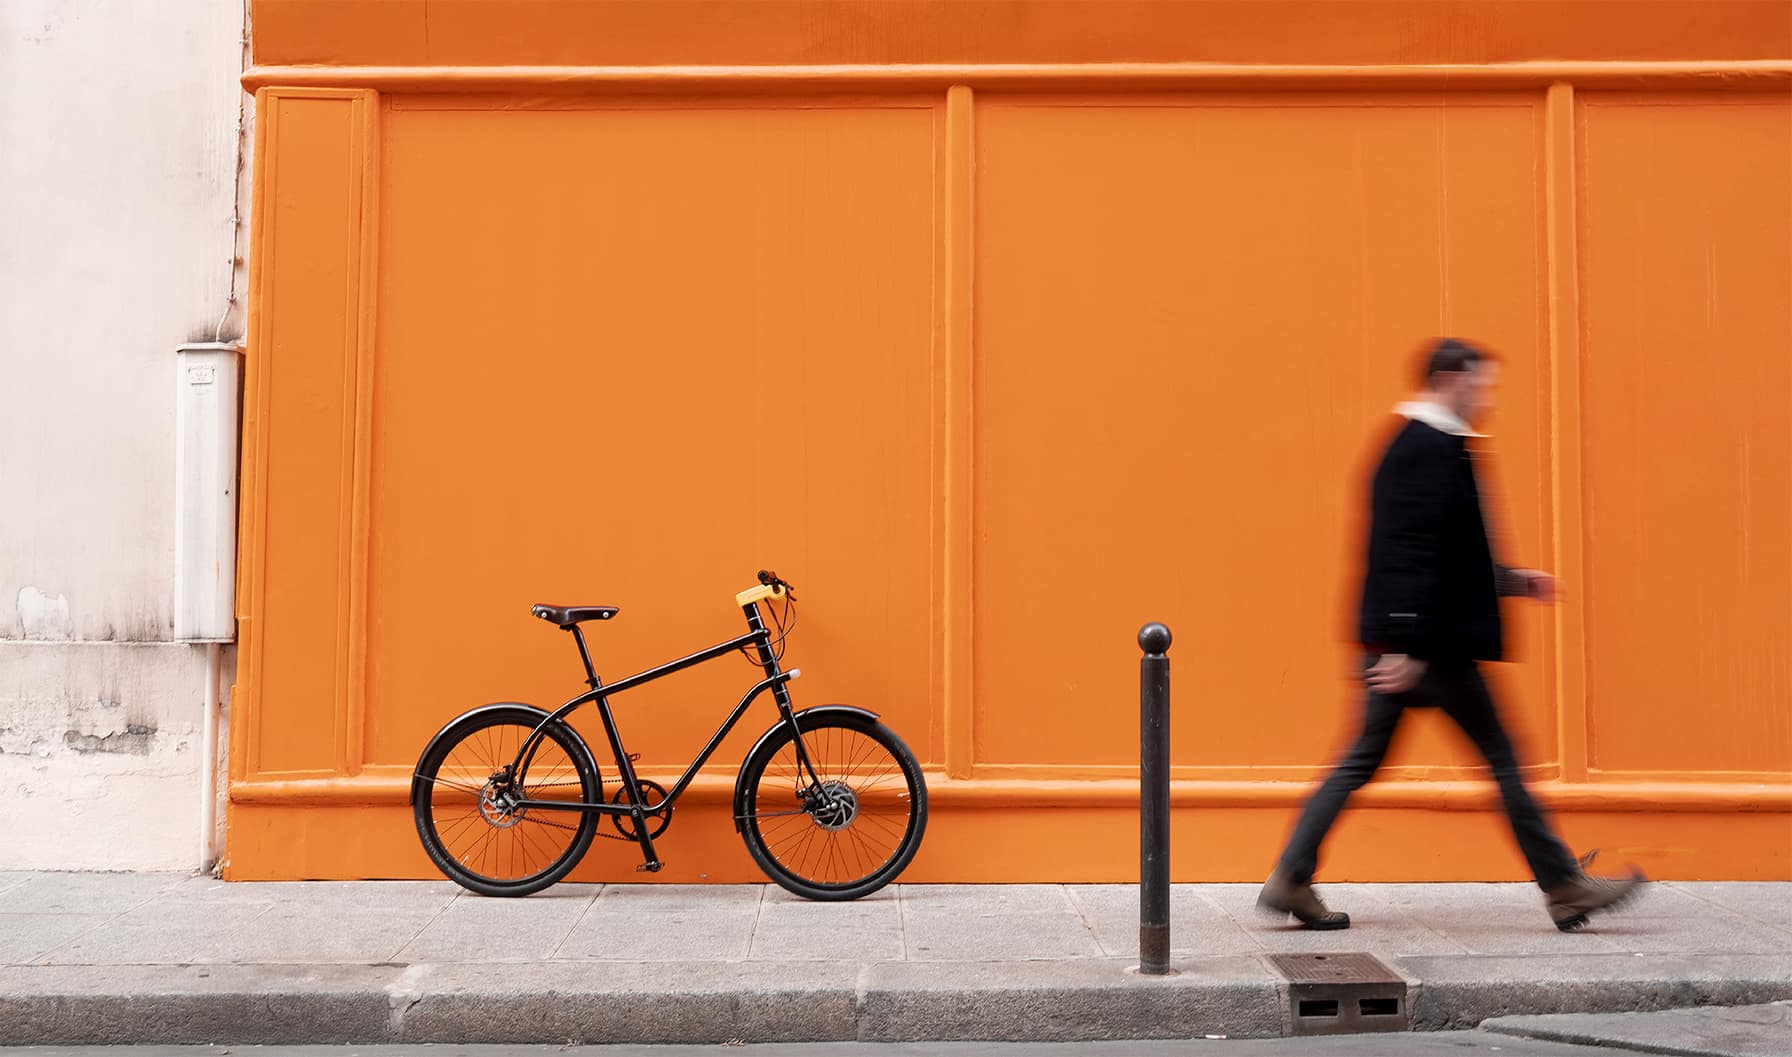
[732, 704, 881, 832]
[410, 702, 557, 806]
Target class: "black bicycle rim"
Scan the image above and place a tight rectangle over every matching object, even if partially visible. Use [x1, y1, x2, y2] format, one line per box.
[417, 711, 597, 891]
[744, 719, 922, 893]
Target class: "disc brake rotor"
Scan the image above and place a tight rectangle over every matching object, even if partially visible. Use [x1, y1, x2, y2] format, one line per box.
[808, 779, 859, 831]
[478, 780, 525, 829]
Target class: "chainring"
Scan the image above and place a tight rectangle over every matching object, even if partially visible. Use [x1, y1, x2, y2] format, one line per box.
[608, 779, 672, 841]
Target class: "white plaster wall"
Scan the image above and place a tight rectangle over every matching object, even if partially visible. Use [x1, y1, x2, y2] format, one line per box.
[0, 643, 235, 870]
[0, 0, 246, 869]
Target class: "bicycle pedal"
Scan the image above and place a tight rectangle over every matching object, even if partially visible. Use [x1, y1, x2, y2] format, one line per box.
[636, 861, 664, 874]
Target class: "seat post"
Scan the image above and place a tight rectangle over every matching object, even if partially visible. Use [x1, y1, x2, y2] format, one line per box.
[567, 625, 600, 688]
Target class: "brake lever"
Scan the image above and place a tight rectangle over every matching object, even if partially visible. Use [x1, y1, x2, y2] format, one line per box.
[758, 569, 795, 600]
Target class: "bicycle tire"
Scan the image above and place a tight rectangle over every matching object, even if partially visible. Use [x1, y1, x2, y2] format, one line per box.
[736, 711, 927, 901]
[412, 704, 602, 897]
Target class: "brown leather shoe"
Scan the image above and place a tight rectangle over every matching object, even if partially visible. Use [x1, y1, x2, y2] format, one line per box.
[1258, 869, 1350, 930]
[1544, 853, 1646, 932]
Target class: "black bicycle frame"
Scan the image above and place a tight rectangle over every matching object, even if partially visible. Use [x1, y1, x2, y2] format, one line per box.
[508, 602, 807, 827]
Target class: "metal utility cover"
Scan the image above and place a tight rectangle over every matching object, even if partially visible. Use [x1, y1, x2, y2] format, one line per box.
[1267, 952, 1410, 1036]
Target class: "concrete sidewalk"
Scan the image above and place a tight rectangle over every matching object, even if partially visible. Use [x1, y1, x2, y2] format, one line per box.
[1, 874, 1788, 1045]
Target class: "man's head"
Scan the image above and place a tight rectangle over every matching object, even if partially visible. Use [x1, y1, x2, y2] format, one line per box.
[1420, 337, 1499, 425]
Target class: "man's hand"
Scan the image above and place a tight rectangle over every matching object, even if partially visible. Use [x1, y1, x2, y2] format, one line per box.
[1366, 653, 1427, 694]
[1512, 569, 1559, 603]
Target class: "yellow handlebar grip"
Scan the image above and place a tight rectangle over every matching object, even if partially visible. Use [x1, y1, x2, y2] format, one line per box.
[735, 583, 786, 608]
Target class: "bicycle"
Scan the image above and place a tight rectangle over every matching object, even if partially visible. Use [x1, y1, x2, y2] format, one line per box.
[410, 571, 928, 900]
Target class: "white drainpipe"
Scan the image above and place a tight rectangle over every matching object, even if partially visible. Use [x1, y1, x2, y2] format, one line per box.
[200, 641, 223, 870]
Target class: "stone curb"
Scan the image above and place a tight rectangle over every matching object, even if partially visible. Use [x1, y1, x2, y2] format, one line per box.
[0, 960, 1279, 1045]
[1480, 1001, 1792, 1057]
[2, 955, 1789, 1046]
[1398, 954, 1792, 1031]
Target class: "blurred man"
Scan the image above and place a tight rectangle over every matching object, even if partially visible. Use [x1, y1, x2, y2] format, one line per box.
[1258, 338, 1643, 932]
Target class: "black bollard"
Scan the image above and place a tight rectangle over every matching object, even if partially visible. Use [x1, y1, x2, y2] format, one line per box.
[1138, 621, 1172, 975]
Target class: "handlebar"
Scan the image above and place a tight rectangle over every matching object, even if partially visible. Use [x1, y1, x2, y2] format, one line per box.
[736, 569, 797, 609]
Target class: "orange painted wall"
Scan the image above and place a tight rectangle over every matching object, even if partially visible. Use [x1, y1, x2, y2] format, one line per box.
[227, 4, 1792, 882]
[251, 1, 1792, 67]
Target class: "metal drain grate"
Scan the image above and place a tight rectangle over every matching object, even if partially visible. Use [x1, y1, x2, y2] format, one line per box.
[1266, 952, 1410, 1036]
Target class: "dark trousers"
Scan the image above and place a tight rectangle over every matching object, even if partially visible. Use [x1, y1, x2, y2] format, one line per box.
[1276, 658, 1579, 889]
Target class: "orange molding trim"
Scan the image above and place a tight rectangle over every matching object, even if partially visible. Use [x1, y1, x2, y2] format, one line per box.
[234, 771, 1792, 811]
[243, 62, 1792, 95]
[231, 88, 277, 785]
[342, 93, 381, 778]
[1545, 81, 1591, 783]
[941, 84, 975, 779]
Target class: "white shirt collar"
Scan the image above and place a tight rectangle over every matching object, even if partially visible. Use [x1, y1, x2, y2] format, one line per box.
[1395, 400, 1485, 438]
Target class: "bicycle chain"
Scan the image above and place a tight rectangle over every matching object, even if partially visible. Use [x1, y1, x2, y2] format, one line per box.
[504, 779, 813, 843]
[509, 777, 668, 842]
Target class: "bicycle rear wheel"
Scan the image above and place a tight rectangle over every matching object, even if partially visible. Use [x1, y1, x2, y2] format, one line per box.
[412, 705, 601, 897]
[737, 711, 927, 900]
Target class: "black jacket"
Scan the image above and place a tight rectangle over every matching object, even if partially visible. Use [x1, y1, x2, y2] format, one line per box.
[1358, 416, 1524, 662]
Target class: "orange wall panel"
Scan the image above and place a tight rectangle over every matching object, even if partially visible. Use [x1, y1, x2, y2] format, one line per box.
[1578, 96, 1792, 777]
[971, 98, 1556, 776]
[361, 102, 940, 775]
[243, 90, 377, 778]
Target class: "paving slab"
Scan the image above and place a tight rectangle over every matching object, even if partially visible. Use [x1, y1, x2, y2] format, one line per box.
[1064, 885, 1263, 958]
[899, 885, 1097, 961]
[1422, 926, 1627, 956]
[557, 888, 760, 962]
[397, 891, 598, 962]
[4, 873, 185, 915]
[0, 913, 113, 966]
[899, 885, 1073, 915]
[904, 909, 1103, 961]
[239, 906, 446, 963]
[752, 892, 905, 961]
[1668, 883, 1792, 932]
[1204, 884, 1472, 956]
[162, 877, 463, 911]
[1484, 1001, 1792, 1057]
[1585, 916, 1792, 956]
[39, 902, 272, 965]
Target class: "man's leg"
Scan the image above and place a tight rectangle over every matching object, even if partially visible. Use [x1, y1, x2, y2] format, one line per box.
[1436, 664, 1578, 887]
[1275, 671, 1407, 886]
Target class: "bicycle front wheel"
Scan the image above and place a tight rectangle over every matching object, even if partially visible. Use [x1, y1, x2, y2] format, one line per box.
[737, 711, 927, 900]
[412, 705, 601, 897]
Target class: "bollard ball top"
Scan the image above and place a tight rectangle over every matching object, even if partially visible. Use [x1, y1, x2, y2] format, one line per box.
[1138, 622, 1172, 654]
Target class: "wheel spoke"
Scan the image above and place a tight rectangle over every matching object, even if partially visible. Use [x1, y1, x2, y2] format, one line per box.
[418, 774, 487, 796]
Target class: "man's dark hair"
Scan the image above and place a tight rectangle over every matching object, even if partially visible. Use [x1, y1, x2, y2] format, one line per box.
[1420, 337, 1493, 385]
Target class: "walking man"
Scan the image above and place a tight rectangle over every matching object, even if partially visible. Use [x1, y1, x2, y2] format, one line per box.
[1259, 338, 1643, 932]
